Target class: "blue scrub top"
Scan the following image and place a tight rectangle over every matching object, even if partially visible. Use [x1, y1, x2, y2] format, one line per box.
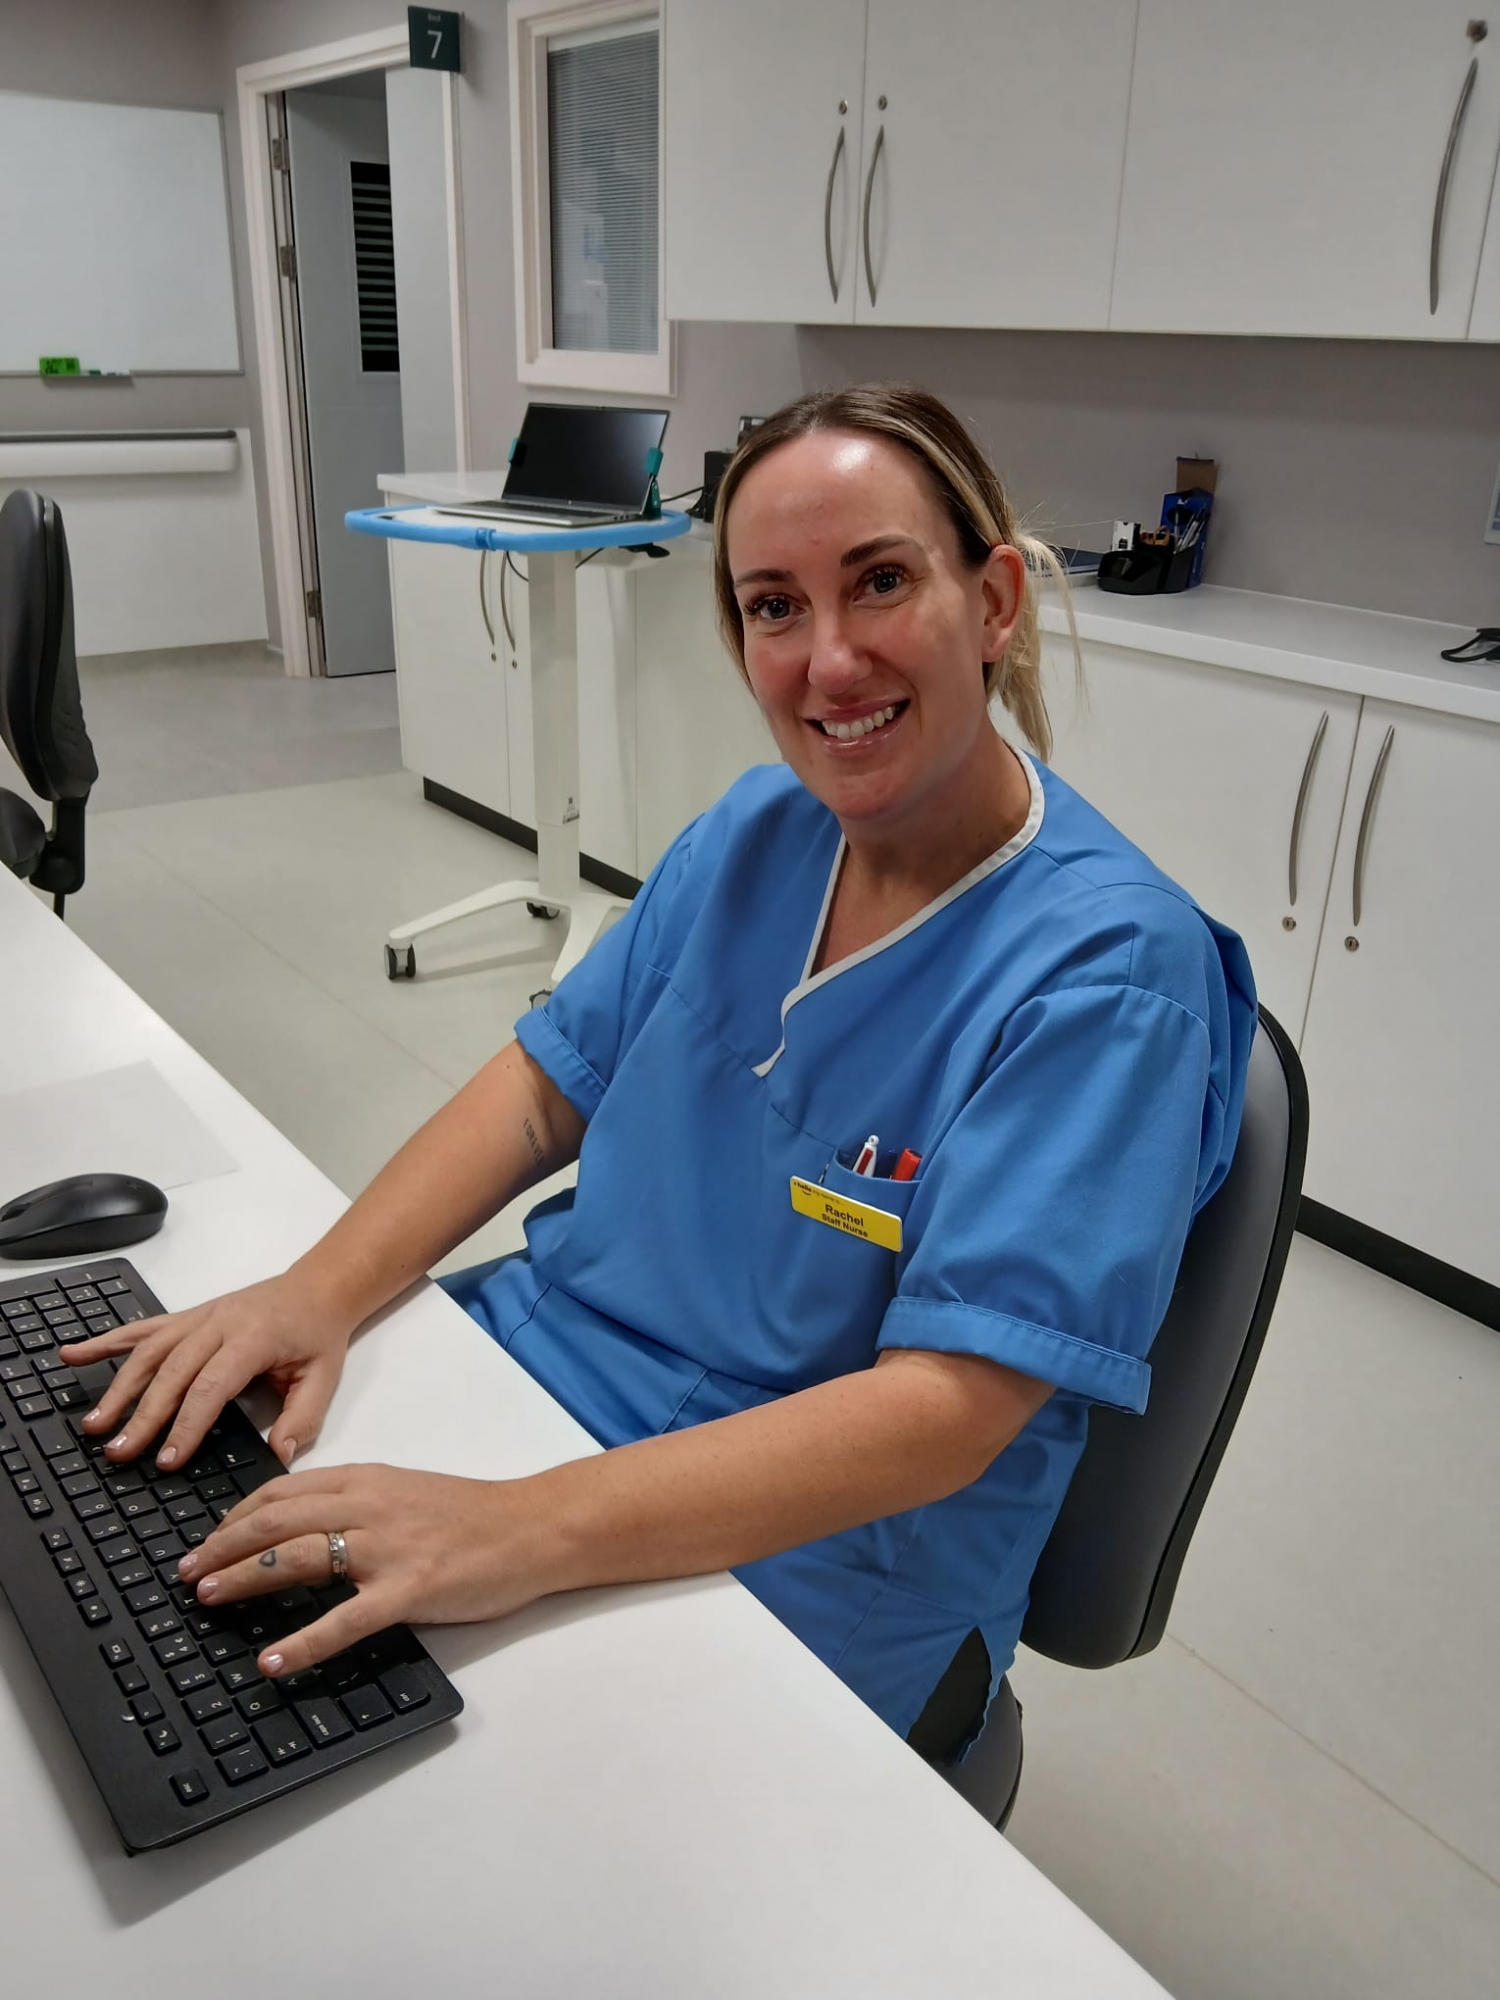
[444, 752, 1257, 1743]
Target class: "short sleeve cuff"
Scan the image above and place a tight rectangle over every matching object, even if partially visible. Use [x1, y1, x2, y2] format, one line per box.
[514, 1005, 607, 1123]
[879, 1296, 1152, 1415]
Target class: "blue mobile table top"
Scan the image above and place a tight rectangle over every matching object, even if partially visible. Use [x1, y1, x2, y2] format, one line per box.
[345, 504, 694, 555]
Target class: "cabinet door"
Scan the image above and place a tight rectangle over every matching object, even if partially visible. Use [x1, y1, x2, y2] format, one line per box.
[1035, 638, 1360, 1041]
[388, 541, 510, 819]
[1465, 143, 1500, 337]
[1300, 702, 1500, 1283]
[663, 0, 864, 324]
[1111, 3, 1500, 339]
[857, 0, 1136, 329]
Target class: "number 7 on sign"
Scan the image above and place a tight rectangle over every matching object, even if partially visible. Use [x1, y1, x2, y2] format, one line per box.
[408, 7, 461, 72]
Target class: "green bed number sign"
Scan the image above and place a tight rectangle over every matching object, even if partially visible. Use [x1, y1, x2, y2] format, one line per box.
[408, 8, 461, 71]
[39, 356, 82, 377]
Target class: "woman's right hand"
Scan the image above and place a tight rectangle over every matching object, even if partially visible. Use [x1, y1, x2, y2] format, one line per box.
[56, 1272, 357, 1473]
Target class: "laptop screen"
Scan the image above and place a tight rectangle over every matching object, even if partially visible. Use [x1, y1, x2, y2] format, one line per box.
[502, 403, 670, 512]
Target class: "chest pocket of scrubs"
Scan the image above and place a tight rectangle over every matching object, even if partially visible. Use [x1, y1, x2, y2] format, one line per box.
[754, 1147, 922, 1379]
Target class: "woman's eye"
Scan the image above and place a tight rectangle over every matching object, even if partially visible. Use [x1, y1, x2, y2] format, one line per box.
[865, 564, 907, 596]
[746, 593, 795, 623]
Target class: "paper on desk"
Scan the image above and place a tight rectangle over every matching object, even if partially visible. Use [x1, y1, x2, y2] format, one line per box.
[0, 1061, 237, 1197]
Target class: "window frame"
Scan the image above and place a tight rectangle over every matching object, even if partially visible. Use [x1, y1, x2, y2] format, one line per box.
[508, 0, 672, 396]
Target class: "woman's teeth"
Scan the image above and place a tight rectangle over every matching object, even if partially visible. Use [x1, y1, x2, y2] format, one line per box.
[820, 703, 899, 741]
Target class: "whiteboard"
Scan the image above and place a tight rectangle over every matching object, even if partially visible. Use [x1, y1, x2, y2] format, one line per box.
[0, 92, 240, 373]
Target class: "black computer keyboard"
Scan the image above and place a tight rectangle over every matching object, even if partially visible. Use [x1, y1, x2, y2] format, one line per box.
[0, 1257, 462, 1852]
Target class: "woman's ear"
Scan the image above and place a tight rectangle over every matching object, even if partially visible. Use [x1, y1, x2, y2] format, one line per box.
[979, 542, 1025, 665]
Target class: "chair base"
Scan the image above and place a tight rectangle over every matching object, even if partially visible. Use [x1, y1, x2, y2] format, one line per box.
[930, 1675, 1024, 1832]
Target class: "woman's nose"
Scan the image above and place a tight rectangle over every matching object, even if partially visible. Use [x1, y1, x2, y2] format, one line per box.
[805, 611, 865, 694]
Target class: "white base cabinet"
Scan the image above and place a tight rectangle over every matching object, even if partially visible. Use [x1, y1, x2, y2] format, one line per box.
[1037, 637, 1360, 1044]
[1299, 702, 1500, 1286]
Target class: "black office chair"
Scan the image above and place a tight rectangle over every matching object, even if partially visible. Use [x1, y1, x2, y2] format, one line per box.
[0, 488, 97, 918]
[928, 1007, 1309, 1830]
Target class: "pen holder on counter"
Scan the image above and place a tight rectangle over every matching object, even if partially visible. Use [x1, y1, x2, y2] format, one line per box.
[1098, 459, 1216, 597]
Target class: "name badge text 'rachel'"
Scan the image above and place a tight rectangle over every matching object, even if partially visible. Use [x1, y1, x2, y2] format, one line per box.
[789, 1176, 903, 1252]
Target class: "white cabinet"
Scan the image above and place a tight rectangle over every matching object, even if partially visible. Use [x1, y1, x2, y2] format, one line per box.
[1036, 638, 1360, 1042]
[1111, 3, 1500, 340]
[858, 0, 1135, 329]
[1299, 702, 1500, 1285]
[388, 539, 511, 820]
[663, 0, 865, 324]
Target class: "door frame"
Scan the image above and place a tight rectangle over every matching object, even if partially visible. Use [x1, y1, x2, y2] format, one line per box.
[238, 25, 470, 677]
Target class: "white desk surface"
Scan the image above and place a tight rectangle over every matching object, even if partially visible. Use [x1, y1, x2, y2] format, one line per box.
[0, 868, 1166, 1998]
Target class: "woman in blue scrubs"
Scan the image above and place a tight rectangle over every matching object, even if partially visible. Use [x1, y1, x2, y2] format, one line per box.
[68, 384, 1256, 1760]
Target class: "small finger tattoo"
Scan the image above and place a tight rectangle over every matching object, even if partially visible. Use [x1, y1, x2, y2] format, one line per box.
[258, 1550, 278, 1569]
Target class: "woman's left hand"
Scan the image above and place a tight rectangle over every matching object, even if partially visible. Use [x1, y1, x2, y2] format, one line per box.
[177, 1463, 551, 1677]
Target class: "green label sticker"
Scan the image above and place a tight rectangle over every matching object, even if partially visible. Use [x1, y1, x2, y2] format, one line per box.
[39, 356, 82, 377]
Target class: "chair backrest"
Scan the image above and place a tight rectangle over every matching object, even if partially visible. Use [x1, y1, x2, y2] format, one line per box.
[1020, 1007, 1308, 1669]
[0, 489, 96, 804]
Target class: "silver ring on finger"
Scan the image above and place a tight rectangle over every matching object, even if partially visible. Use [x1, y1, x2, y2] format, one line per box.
[327, 1529, 351, 1585]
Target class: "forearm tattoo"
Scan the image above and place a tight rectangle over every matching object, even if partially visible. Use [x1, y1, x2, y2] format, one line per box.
[522, 1116, 546, 1169]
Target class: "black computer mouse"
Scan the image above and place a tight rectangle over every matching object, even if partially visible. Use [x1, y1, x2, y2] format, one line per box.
[0, 1173, 168, 1260]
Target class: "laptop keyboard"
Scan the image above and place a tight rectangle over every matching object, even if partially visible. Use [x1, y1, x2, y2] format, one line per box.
[0, 1257, 462, 1852]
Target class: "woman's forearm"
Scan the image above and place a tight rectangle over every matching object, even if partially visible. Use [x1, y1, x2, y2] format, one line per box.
[519, 1349, 1052, 1596]
[289, 1040, 584, 1332]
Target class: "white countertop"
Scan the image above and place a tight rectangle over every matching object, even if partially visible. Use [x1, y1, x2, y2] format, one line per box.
[1041, 582, 1500, 727]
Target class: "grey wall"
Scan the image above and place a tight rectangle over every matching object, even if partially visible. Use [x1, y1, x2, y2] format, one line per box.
[13, 0, 1500, 644]
[386, 65, 457, 473]
[0, 0, 250, 441]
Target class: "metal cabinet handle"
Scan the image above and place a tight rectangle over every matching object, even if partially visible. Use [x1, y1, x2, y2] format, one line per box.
[478, 550, 494, 649]
[823, 125, 846, 303]
[1351, 725, 1395, 926]
[1431, 55, 1479, 313]
[1287, 709, 1329, 906]
[861, 124, 885, 306]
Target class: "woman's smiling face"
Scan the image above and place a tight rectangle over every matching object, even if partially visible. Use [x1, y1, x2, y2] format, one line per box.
[726, 429, 1022, 833]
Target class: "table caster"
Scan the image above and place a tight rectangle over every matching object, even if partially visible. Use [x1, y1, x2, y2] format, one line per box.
[385, 942, 416, 981]
[527, 902, 560, 920]
[529, 986, 553, 1008]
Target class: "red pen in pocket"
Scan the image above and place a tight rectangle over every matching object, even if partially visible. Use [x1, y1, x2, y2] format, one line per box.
[891, 1149, 922, 1182]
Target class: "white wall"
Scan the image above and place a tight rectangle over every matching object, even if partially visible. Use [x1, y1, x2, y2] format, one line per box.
[385, 64, 458, 473]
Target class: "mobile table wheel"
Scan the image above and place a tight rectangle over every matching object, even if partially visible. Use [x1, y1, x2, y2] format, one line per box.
[529, 986, 553, 1008]
[526, 902, 561, 920]
[385, 942, 416, 981]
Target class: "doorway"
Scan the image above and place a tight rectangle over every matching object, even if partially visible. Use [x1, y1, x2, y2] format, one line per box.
[236, 29, 469, 679]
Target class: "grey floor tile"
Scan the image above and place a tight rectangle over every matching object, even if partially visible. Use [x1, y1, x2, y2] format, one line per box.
[1007, 1636, 1500, 2000]
[1166, 1236, 1500, 1881]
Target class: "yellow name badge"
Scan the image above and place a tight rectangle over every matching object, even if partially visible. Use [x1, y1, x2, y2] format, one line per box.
[789, 1175, 903, 1252]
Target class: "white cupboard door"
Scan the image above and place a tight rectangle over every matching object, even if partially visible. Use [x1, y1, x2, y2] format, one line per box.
[1112, 4, 1500, 340]
[576, 564, 639, 878]
[501, 553, 534, 829]
[663, 0, 864, 324]
[1300, 702, 1500, 1283]
[1466, 142, 1500, 337]
[857, 0, 1137, 329]
[1034, 637, 1361, 1041]
[388, 541, 510, 820]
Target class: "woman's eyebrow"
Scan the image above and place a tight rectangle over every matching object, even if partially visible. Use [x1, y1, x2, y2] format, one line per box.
[732, 565, 793, 588]
[841, 534, 921, 568]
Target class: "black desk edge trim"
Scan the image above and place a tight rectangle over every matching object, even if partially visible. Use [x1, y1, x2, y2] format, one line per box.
[422, 778, 644, 903]
[1297, 1199, 1500, 1332]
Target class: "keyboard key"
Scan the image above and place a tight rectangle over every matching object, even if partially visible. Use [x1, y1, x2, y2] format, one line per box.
[130, 1692, 164, 1725]
[118, 1492, 158, 1521]
[196, 1474, 236, 1502]
[342, 1685, 394, 1730]
[1, 1448, 25, 1474]
[179, 1522, 211, 1549]
[218, 1442, 260, 1470]
[100, 1537, 143, 1568]
[235, 1684, 283, 1722]
[185, 1608, 221, 1639]
[52, 1450, 87, 1479]
[152, 1632, 197, 1667]
[0, 1357, 32, 1382]
[202, 1712, 248, 1753]
[142, 1531, 184, 1566]
[111, 1559, 153, 1592]
[218, 1658, 259, 1692]
[11, 1316, 44, 1336]
[169, 1660, 214, 1695]
[295, 1696, 354, 1748]
[186, 1686, 231, 1725]
[129, 1509, 170, 1542]
[71, 1492, 111, 1521]
[43, 1307, 80, 1329]
[124, 1583, 167, 1616]
[60, 1471, 99, 1501]
[137, 1609, 181, 1642]
[217, 1743, 267, 1786]
[67, 1573, 98, 1600]
[145, 1721, 181, 1757]
[53, 1549, 84, 1577]
[96, 1278, 129, 1297]
[0, 1299, 29, 1318]
[41, 1526, 72, 1551]
[86, 1515, 128, 1545]
[171, 1768, 210, 1805]
[377, 1664, 431, 1713]
[253, 1717, 311, 1767]
[111, 1301, 151, 1324]
[64, 1285, 101, 1303]
[78, 1597, 111, 1626]
[205, 1632, 250, 1666]
[32, 1293, 67, 1312]
[150, 1476, 190, 1503]
[116, 1664, 149, 1696]
[17, 1397, 52, 1422]
[23, 1491, 53, 1517]
[14, 1471, 40, 1495]
[103, 1466, 145, 1497]
[50, 1386, 92, 1412]
[100, 1638, 134, 1669]
[34, 1351, 68, 1374]
[165, 1496, 206, 1526]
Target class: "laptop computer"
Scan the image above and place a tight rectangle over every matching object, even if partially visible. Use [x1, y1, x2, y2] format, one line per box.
[435, 403, 670, 528]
